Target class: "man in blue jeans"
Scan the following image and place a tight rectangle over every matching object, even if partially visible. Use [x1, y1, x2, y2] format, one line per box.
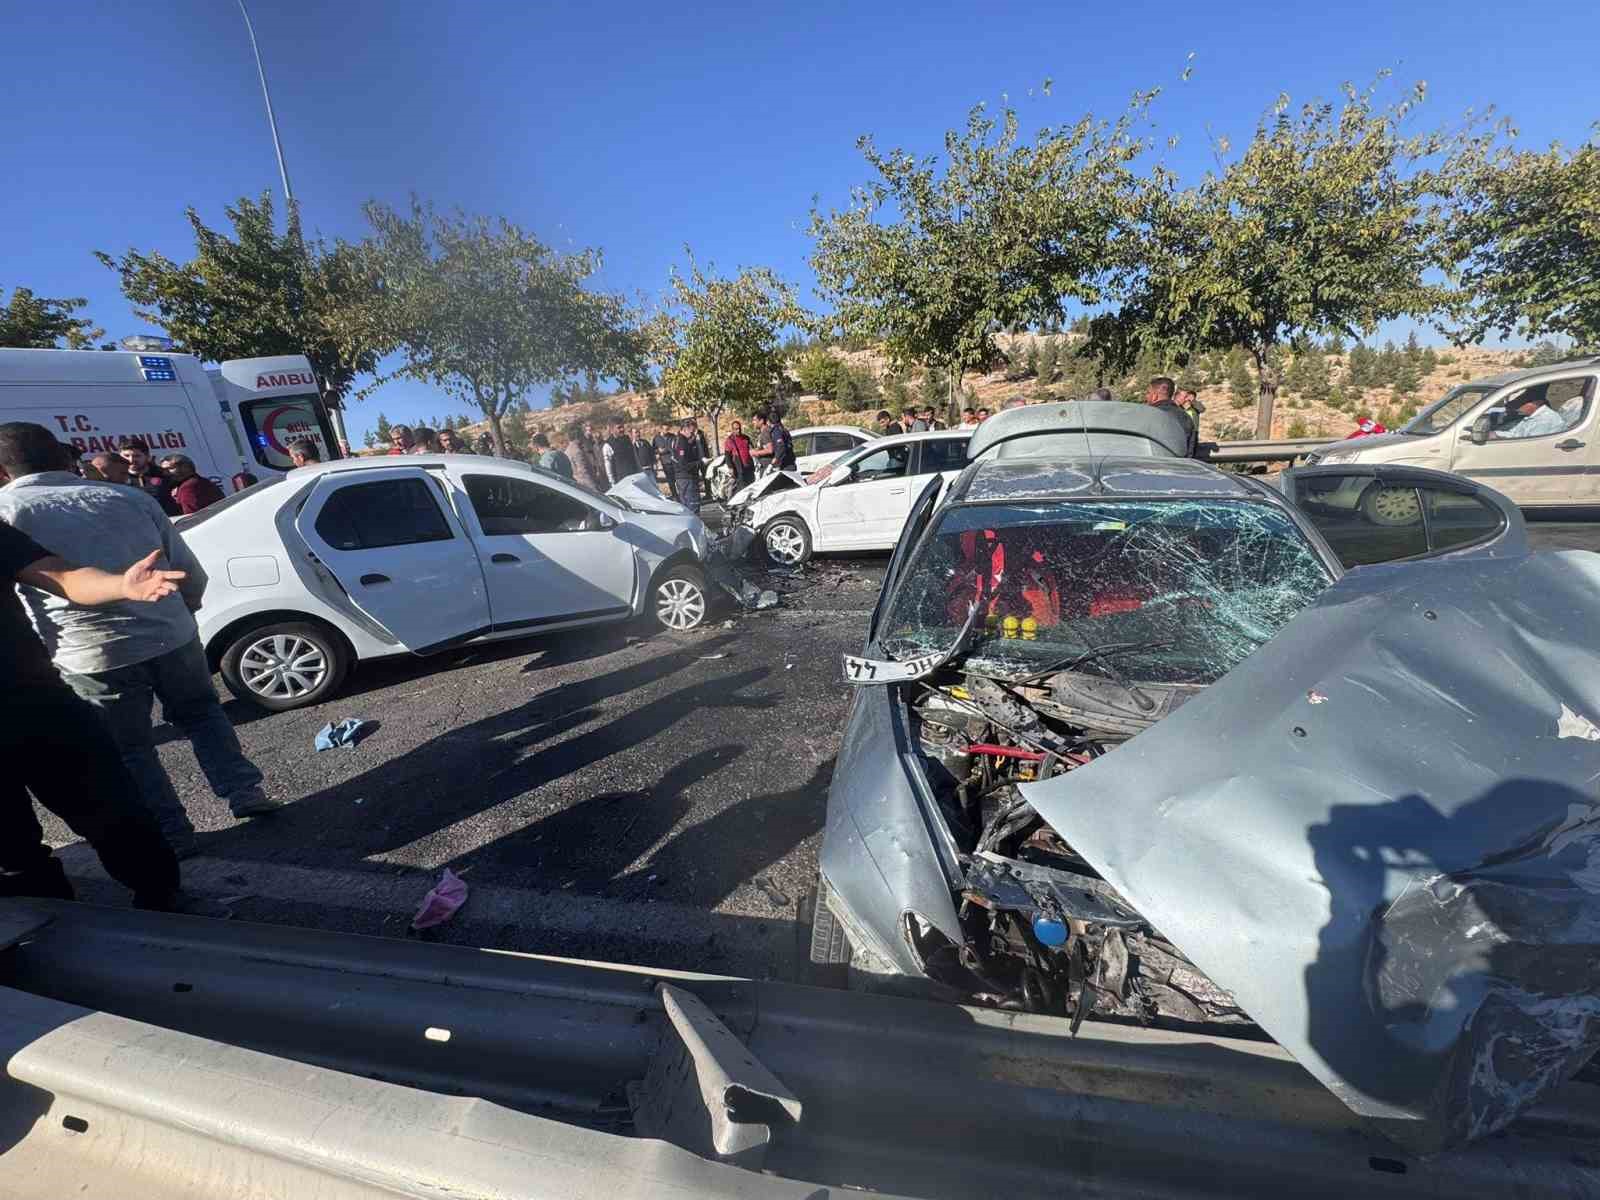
[0, 423, 279, 856]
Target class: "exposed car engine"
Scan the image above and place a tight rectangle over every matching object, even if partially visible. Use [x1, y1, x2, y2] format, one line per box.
[908, 670, 1248, 1028]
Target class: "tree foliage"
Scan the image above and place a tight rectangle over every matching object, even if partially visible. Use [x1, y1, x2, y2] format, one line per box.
[808, 86, 1151, 419]
[97, 193, 386, 404]
[1447, 135, 1600, 347]
[652, 256, 800, 442]
[0, 287, 102, 349]
[364, 200, 642, 455]
[1093, 78, 1467, 437]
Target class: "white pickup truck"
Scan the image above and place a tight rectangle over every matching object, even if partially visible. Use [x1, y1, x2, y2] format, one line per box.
[1310, 356, 1600, 511]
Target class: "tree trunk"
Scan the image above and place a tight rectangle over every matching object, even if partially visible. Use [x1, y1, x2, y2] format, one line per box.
[1253, 347, 1278, 441]
[486, 410, 506, 458]
[948, 364, 961, 428]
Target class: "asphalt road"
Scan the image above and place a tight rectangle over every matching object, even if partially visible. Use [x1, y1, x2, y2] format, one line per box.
[47, 518, 1600, 983]
[53, 553, 891, 984]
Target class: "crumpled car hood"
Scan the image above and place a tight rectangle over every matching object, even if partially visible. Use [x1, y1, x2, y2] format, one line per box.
[607, 471, 686, 514]
[1022, 548, 1600, 1154]
[728, 470, 806, 509]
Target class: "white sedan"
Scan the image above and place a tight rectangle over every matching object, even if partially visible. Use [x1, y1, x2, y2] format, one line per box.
[732, 430, 971, 565]
[707, 425, 876, 500]
[178, 455, 712, 710]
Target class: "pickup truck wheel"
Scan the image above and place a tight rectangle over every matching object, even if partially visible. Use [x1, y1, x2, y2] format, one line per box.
[652, 565, 709, 632]
[762, 516, 812, 566]
[220, 620, 349, 712]
[1359, 480, 1423, 527]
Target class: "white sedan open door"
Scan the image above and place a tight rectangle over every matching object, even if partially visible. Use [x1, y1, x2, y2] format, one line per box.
[293, 466, 491, 652]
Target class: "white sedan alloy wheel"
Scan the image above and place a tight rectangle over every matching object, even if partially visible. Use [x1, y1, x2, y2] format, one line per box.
[765, 521, 808, 566]
[239, 632, 329, 701]
[656, 575, 708, 630]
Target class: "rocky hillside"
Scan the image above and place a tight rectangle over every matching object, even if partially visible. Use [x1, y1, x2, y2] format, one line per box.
[454, 336, 1536, 449]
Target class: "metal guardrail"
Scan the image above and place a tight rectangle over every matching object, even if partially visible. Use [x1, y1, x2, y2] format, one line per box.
[1203, 437, 1333, 464]
[0, 899, 1594, 1199]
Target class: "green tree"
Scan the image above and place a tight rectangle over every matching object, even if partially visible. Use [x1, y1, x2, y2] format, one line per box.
[97, 193, 387, 410]
[0, 287, 102, 348]
[1095, 79, 1467, 438]
[794, 345, 845, 399]
[653, 256, 799, 443]
[809, 88, 1151, 422]
[1037, 336, 1061, 383]
[644, 392, 674, 423]
[834, 364, 882, 413]
[1325, 332, 1347, 355]
[1346, 343, 1377, 387]
[1447, 137, 1600, 348]
[364, 200, 642, 456]
[372, 411, 392, 447]
[1022, 341, 1040, 379]
[1528, 339, 1567, 367]
[1286, 342, 1332, 403]
[1376, 340, 1402, 385]
[1227, 348, 1255, 408]
[920, 363, 949, 408]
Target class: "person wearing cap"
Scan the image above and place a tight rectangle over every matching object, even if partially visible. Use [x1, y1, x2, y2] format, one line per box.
[671, 419, 704, 512]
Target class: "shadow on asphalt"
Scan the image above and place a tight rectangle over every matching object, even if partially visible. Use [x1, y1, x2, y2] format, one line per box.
[181, 632, 813, 909]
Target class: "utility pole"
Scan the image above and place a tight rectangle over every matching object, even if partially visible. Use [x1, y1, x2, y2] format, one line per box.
[236, 0, 351, 452]
[237, 0, 294, 207]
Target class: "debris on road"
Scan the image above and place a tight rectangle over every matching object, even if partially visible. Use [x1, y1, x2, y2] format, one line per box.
[410, 868, 469, 930]
[314, 717, 373, 751]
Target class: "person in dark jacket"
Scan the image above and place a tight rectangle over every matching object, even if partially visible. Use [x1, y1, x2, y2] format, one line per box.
[158, 455, 225, 515]
[671, 419, 704, 513]
[653, 423, 678, 497]
[1144, 377, 1199, 458]
[632, 429, 655, 476]
[602, 419, 640, 484]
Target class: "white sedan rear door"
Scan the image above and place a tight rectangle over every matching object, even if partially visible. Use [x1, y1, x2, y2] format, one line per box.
[293, 466, 492, 652]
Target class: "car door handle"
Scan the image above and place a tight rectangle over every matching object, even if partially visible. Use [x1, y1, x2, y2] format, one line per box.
[887, 487, 907, 495]
[1557, 439, 1585, 451]
[490, 553, 520, 563]
[359, 573, 390, 586]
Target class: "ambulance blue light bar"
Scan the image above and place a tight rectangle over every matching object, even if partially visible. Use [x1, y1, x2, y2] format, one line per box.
[139, 355, 176, 381]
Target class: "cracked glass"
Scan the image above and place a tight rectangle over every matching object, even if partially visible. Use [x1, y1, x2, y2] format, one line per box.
[880, 499, 1335, 684]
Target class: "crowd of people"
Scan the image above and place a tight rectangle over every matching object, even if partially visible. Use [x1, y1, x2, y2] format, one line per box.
[1, 420, 281, 919]
[57, 434, 229, 517]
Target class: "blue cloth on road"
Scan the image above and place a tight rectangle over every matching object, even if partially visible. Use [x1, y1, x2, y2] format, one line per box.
[315, 717, 372, 751]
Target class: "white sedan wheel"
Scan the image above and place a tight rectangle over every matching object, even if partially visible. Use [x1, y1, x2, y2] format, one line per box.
[764, 520, 809, 566]
[655, 571, 708, 631]
[239, 633, 328, 700]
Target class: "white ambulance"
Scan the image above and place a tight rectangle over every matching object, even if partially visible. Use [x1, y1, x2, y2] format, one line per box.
[0, 347, 341, 489]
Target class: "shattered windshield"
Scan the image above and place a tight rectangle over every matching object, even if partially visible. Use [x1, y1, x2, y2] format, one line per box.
[880, 499, 1334, 684]
[1401, 385, 1494, 435]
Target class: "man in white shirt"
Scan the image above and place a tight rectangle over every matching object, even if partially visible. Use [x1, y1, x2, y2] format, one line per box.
[1493, 393, 1569, 439]
[0, 422, 278, 857]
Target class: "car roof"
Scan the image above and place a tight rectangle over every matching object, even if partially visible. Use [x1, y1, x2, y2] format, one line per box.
[954, 456, 1260, 504]
[966, 400, 1190, 459]
[792, 425, 872, 437]
[1467, 356, 1600, 389]
[282, 453, 522, 479]
[849, 429, 968, 450]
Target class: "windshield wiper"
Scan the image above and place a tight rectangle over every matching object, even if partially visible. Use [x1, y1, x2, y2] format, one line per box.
[1017, 637, 1169, 712]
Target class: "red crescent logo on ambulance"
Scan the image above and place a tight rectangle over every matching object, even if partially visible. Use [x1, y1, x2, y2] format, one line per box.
[259, 404, 304, 455]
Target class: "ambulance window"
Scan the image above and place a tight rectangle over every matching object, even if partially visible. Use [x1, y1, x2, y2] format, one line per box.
[238, 395, 333, 471]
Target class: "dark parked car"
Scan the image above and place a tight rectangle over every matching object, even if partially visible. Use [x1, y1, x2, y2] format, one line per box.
[810, 401, 1600, 1153]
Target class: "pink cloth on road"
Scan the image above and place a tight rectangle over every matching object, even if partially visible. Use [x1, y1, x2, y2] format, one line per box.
[411, 868, 469, 930]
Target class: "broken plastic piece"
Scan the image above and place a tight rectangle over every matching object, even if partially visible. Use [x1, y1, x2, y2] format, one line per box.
[314, 717, 372, 751]
[410, 868, 468, 930]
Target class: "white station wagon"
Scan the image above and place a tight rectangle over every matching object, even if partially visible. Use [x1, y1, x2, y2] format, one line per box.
[179, 455, 712, 710]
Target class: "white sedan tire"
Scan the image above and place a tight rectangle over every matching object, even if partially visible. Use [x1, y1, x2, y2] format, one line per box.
[762, 516, 813, 566]
[220, 620, 350, 712]
[652, 565, 711, 632]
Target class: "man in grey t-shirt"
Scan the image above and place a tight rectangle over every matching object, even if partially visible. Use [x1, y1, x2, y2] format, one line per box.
[0, 423, 278, 853]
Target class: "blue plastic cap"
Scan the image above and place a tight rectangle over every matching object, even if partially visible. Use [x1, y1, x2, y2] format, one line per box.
[1032, 915, 1068, 946]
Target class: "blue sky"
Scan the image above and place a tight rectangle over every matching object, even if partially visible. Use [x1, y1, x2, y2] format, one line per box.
[4, 0, 1596, 444]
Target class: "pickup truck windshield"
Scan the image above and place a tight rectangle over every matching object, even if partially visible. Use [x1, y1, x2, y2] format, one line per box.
[879, 499, 1334, 685]
[1401, 385, 1494, 435]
